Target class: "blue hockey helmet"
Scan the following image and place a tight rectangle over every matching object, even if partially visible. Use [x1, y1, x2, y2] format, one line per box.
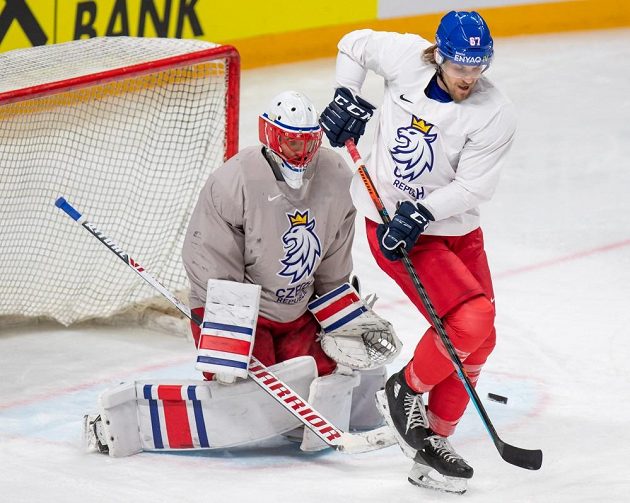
[435, 11, 493, 67]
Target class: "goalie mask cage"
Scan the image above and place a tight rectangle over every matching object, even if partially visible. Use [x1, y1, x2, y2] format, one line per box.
[0, 37, 240, 326]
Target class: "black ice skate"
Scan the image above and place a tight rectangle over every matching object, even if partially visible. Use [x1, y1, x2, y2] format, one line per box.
[375, 369, 429, 459]
[408, 432, 473, 494]
[83, 414, 109, 454]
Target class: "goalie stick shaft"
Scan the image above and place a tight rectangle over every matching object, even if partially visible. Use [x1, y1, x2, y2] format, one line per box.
[345, 139, 543, 470]
[55, 197, 392, 454]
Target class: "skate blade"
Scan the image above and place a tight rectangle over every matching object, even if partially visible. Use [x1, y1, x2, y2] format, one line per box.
[375, 390, 417, 460]
[408, 463, 467, 495]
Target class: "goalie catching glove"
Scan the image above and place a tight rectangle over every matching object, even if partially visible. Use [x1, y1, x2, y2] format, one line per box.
[308, 282, 401, 370]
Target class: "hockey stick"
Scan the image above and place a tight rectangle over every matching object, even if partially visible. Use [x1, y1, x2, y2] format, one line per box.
[345, 139, 543, 470]
[55, 197, 394, 455]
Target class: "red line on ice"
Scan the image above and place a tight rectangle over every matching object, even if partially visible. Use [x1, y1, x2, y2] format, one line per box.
[494, 238, 630, 279]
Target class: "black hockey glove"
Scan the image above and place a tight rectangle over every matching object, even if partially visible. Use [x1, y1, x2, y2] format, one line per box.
[319, 87, 376, 148]
[376, 202, 434, 261]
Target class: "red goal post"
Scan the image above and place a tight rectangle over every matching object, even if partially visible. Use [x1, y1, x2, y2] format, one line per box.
[0, 37, 240, 326]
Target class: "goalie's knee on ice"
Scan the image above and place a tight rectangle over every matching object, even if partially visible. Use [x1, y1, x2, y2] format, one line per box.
[299, 369, 360, 451]
[299, 365, 388, 451]
[350, 366, 387, 431]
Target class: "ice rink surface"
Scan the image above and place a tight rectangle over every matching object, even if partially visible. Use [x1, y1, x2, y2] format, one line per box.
[2, 29, 630, 502]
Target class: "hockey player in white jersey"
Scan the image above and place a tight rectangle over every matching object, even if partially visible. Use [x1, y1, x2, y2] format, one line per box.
[84, 91, 401, 458]
[320, 11, 517, 493]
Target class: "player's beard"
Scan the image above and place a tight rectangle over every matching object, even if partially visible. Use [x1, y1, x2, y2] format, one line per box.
[451, 83, 475, 102]
[438, 70, 477, 103]
[447, 78, 477, 102]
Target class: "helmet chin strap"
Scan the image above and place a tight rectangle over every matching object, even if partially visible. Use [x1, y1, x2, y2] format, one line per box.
[269, 150, 307, 189]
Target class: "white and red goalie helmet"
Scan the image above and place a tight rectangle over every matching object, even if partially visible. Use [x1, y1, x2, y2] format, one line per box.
[258, 91, 323, 168]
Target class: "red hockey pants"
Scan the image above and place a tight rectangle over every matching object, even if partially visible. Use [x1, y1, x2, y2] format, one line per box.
[190, 308, 336, 379]
[367, 219, 496, 436]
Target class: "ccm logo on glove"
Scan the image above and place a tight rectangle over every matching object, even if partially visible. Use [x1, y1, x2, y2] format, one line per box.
[376, 201, 434, 261]
[319, 87, 376, 147]
[333, 93, 373, 120]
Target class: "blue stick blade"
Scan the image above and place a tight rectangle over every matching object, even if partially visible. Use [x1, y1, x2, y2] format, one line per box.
[55, 197, 82, 221]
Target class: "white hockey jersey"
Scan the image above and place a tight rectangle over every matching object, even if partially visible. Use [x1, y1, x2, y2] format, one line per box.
[183, 146, 356, 322]
[336, 29, 517, 236]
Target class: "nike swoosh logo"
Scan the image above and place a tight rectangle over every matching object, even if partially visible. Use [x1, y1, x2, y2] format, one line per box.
[268, 194, 282, 202]
[400, 94, 413, 103]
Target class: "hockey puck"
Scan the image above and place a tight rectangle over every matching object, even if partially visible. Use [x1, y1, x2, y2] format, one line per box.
[487, 393, 508, 404]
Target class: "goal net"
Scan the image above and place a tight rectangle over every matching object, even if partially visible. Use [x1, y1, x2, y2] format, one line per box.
[0, 37, 239, 327]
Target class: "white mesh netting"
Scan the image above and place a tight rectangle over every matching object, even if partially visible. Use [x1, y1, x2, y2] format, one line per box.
[0, 37, 238, 327]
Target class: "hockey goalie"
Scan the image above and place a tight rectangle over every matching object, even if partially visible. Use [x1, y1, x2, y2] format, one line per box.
[84, 90, 401, 457]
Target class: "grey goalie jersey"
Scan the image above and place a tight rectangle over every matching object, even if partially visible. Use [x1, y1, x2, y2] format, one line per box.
[183, 145, 356, 322]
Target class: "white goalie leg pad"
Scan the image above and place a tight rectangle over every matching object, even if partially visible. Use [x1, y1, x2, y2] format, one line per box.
[94, 356, 317, 456]
[308, 282, 402, 370]
[350, 366, 387, 431]
[97, 382, 143, 457]
[196, 279, 261, 380]
[299, 370, 360, 451]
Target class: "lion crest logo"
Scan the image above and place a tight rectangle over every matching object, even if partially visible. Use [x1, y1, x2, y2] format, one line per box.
[279, 210, 322, 284]
[390, 116, 437, 182]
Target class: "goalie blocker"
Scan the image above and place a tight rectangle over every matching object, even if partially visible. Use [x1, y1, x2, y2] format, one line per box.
[195, 279, 260, 383]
